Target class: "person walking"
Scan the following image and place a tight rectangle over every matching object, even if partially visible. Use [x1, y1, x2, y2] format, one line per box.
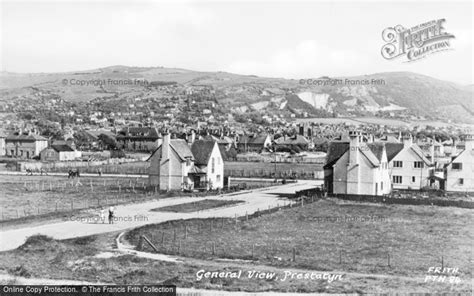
[108, 206, 115, 224]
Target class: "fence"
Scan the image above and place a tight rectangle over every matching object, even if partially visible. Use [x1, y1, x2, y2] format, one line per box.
[225, 169, 323, 180]
[292, 187, 474, 209]
[18, 158, 144, 173]
[0, 177, 158, 221]
[132, 195, 464, 276]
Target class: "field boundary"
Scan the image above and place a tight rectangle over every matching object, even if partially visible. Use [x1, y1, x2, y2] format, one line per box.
[294, 188, 474, 209]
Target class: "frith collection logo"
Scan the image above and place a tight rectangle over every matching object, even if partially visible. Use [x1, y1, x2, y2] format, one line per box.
[381, 19, 455, 62]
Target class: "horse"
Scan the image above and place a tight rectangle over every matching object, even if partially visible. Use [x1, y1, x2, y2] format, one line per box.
[68, 169, 81, 179]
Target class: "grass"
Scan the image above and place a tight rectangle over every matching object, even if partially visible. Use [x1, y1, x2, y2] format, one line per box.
[151, 199, 244, 213]
[0, 175, 156, 222]
[126, 199, 474, 279]
[0, 200, 472, 293]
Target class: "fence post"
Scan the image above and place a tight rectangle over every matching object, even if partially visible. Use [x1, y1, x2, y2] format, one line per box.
[252, 244, 255, 259]
[184, 224, 187, 239]
[55, 202, 58, 212]
[71, 200, 73, 210]
[212, 241, 216, 255]
[388, 253, 391, 267]
[292, 247, 296, 262]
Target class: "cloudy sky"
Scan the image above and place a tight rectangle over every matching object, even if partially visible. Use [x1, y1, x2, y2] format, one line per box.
[1, 0, 472, 84]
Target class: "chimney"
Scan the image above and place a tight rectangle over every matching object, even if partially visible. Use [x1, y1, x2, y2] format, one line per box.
[187, 130, 196, 144]
[349, 131, 361, 165]
[160, 133, 171, 191]
[402, 134, 412, 147]
[451, 139, 457, 156]
[348, 130, 361, 194]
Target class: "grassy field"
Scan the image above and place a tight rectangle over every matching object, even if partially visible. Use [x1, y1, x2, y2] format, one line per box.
[151, 200, 244, 213]
[0, 198, 471, 293]
[126, 199, 473, 280]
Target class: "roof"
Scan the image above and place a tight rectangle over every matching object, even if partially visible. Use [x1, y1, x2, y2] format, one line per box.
[51, 144, 75, 152]
[148, 139, 194, 161]
[117, 127, 160, 140]
[324, 142, 349, 169]
[170, 139, 194, 160]
[410, 144, 432, 165]
[324, 141, 385, 169]
[275, 135, 309, 145]
[385, 143, 404, 162]
[367, 143, 385, 162]
[191, 140, 216, 165]
[239, 134, 269, 145]
[6, 133, 47, 141]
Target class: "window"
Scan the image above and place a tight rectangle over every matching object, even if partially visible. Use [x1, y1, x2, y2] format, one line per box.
[459, 178, 464, 185]
[211, 157, 215, 174]
[393, 161, 403, 168]
[393, 176, 402, 184]
[186, 158, 191, 166]
[452, 163, 462, 170]
[217, 175, 221, 183]
[412, 176, 416, 183]
[414, 161, 423, 168]
[381, 182, 383, 190]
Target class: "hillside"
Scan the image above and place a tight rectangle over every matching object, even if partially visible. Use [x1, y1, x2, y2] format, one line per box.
[0, 67, 472, 123]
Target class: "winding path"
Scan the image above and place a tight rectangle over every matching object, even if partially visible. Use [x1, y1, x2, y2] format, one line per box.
[0, 180, 321, 252]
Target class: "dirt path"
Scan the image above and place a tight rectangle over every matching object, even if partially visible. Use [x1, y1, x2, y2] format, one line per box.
[0, 180, 321, 252]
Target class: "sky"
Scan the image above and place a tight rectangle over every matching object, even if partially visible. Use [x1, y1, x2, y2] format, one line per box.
[1, 0, 473, 84]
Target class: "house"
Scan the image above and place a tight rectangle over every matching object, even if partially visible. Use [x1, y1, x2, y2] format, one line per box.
[5, 132, 48, 159]
[148, 136, 225, 191]
[148, 134, 194, 191]
[387, 135, 433, 190]
[191, 140, 224, 189]
[40, 144, 82, 161]
[237, 134, 272, 153]
[116, 127, 161, 152]
[324, 131, 391, 196]
[274, 135, 310, 152]
[444, 134, 473, 192]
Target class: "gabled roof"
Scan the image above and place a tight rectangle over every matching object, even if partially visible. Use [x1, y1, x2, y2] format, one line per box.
[325, 141, 385, 169]
[239, 134, 269, 145]
[367, 143, 385, 162]
[191, 140, 216, 165]
[170, 139, 194, 160]
[360, 143, 381, 167]
[51, 144, 75, 152]
[275, 135, 309, 145]
[117, 127, 160, 139]
[6, 133, 47, 141]
[385, 143, 404, 162]
[148, 139, 194, 161]
[324, 142, 349, 169]
[410, 144, 432, 165]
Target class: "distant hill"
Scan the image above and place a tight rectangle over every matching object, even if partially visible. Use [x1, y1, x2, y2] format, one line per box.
[0, 67, 472, 123]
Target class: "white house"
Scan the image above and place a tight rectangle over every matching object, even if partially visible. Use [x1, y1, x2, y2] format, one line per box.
[148, 134, 195, 191]
[445, 134, 473, 192]
[387, 135, 433, 190]
[40, 144, 82, 161]
[148, 135, 225, 191]
[324, 131, 391, 196]
[191, 140, 224, 189]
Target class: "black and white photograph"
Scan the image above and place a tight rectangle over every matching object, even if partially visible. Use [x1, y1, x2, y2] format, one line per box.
[0, 0, 472, 295]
